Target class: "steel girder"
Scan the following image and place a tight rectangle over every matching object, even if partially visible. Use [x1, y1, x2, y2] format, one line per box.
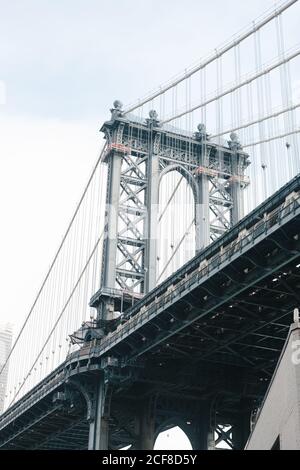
[97, 107, 249, 317]
[1, 176, 299, 450]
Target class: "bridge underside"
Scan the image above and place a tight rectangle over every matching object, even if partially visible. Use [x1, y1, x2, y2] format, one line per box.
[2, 255, 299, 449]
[1, 178, 299, 450]
[108, 243, 300, 449]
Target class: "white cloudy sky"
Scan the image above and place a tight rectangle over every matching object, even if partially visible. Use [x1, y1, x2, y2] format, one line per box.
[0, 0, 280, 331]
[0, 0, 289, 449]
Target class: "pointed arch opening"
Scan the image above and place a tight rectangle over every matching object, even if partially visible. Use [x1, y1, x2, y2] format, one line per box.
[154, 426, 193, 450]
[157, 164, 197, 284]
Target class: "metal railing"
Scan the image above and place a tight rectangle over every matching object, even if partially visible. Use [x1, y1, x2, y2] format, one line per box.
[1, 179, 299, 433]
[97, 194, 300, 357]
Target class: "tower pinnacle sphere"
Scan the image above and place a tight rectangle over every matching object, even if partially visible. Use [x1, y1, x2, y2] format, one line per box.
[149, 110, 158, 120]
[113, 100, 123, 110]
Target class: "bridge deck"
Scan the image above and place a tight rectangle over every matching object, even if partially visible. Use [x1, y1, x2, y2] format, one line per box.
[1, 174, 300, 449]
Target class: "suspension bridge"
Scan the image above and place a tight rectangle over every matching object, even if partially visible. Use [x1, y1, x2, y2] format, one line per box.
[0, 0, 300, 450]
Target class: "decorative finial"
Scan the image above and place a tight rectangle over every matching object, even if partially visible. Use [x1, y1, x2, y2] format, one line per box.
[110, 99, 124, 120]
[149, 109, 158, 120]
[228, 132, 242, 150]
[197, 123, 206, 133]
[113, 100, 123, 110]
[195, 123, 209, 141]
[146, 109, 160, 127]
[230, 132, 239, 142]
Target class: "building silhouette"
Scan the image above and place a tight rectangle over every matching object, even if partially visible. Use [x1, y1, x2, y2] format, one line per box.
[0, 323, 13, 414]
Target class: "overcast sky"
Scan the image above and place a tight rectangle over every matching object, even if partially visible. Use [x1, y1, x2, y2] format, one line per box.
[0, 0, 287, 449]
[0, 0, 279, 330]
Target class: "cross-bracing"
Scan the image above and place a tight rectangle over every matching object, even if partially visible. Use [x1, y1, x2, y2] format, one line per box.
[1, 0, 300, 451]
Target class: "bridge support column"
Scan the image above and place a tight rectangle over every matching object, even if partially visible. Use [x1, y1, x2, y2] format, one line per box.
[88, 380, 109, 450]
[231, 410, 251, 450]
[195, 147, 210, 252]
[231, 179, 244, 225]
[188, 407, 214, 450]
[145, 132, 160, 293]
[195, 181, 210, 253]
[230, 148, 245, 225]
[102, 151, 122, 291]
[135, 399, 156, 450]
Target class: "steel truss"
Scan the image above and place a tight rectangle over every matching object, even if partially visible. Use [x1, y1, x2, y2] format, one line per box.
[0, 174, 299, 450]
[92, 103, 249, 322]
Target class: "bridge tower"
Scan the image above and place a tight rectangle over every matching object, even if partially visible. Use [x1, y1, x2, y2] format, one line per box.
[87, 102, 250, 450]
[90, 101, 250, 325]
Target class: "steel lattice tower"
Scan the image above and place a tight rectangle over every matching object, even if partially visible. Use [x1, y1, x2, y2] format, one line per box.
[90, 101, 250, 324]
